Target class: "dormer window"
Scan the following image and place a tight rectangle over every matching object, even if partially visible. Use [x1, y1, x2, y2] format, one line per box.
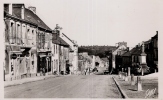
[32, 30, 34, 34]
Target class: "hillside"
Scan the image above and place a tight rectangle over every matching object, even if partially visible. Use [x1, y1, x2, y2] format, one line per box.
[78, 45, 117, 58]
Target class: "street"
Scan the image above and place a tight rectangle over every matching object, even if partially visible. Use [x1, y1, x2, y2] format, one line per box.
[5, 75, 122, 98]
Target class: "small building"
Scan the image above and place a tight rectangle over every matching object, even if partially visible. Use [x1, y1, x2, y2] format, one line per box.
[111, 42, 128, 74]
[60, 33, 78, 74]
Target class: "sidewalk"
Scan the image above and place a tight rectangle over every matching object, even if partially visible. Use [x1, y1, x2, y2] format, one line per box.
[4, 74, 60, 88]
[113, 75, 158, 99]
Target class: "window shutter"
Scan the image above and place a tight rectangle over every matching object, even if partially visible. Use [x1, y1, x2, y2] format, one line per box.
[5, 20, 10, 43]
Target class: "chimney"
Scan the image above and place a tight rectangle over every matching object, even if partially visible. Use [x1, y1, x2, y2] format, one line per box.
[28, 6, 36, 14]
[9, 3, 12, 15]
[21, 5, 24, 19]
[115, 43, 118, 47]
[138, 43, 141, 47]
[142, 41, 145, 53]
[156, 31, 158, 35]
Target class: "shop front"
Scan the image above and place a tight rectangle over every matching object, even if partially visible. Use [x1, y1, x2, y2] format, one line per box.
[37, 52, 52, 75]
[5, 45, 32, 81]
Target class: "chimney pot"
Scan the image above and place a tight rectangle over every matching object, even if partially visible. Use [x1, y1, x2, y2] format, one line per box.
[9, 3, 12, 15]
[28, 6, 36, 14]
[21, 5, 24, 19]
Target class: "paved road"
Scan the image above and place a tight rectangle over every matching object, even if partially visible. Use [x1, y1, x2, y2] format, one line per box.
[5, 75, 122, 98]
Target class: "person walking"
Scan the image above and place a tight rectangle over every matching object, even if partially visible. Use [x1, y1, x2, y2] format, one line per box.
[88, 67, 90, 75]
[42, 67, 45, 76]
[84, 69, 87, 75]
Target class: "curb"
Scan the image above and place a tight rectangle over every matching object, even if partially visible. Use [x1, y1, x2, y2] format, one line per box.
[112, 76, 129, 99]
[4, 75, 60, 88]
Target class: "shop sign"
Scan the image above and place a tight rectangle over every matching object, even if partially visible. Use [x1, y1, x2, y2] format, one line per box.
[48, 53, 52, 56]
[11, 53, 17, 59]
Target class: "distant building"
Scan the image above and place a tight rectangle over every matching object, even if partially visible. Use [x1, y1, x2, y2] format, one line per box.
[111, 42, 128, 74]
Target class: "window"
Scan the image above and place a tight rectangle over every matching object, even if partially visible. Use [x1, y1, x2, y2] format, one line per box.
[38, 32, 41, 49]
[10, 22, 14, 44]
[54, 44, 55, 54]
[32, 30, 34, 45]
[32, 30, 34, 35]
[42, 33, 45, 49]
[17, 24, 20, 44]
[56, 45, 57, 54]
[27, 29, 30, 45]
[22, 25, 26, 45]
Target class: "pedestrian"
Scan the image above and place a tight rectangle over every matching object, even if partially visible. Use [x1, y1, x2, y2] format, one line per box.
[84, 69, 87, 75]
[11, 64, 14, 75]
[42, 67, 45, 76]
[88, 68, 90, 75]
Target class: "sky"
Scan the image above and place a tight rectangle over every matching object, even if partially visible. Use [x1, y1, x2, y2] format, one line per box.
[5, 0, 161, 47]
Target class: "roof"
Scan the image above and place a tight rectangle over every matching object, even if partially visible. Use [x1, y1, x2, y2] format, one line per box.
[152, 32, 158, 39]
[122, 47, 137, 57]
[62, 33, 77, 46]
[144, 39, 151, 45]
[59, 37, 69, 47]
[52, 34, 69, 47]
[12, 4, 51, 31]
[132, 46, 142, 55]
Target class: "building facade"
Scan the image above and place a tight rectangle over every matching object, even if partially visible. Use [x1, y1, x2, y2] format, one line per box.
[52, 29, 70, 75]
[4, 3, 53, 81]
[60, 32, 78, 74]
[111, 42, 128, 74]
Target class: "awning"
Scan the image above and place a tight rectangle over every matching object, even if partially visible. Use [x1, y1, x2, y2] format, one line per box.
[10, 51, 22, 55]
[31, 49, 37, 54]
[39, 55, 47, 58]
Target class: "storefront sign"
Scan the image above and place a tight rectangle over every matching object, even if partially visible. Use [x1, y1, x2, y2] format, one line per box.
[48, 53, 52, 56]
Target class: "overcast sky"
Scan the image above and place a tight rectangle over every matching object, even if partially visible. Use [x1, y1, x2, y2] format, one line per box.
[8, 0, 161, 47]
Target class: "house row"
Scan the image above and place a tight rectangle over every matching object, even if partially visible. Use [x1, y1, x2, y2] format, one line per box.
[3, 4, 78, 81]
[118, 31, 158, 75]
